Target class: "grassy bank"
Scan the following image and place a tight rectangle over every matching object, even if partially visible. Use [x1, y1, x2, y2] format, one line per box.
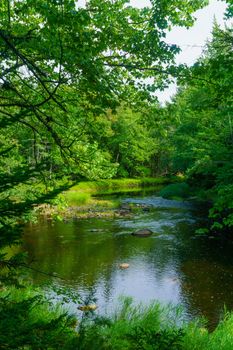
[77, 299, 233, 350]
[68, 177, 173, 195]
[3, 288, 233, 350]
[37, 177, 178, 220]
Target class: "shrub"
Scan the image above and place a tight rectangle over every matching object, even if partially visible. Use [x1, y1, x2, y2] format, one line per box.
[0, 287, 79, 350]
[159, 182, 191, 199]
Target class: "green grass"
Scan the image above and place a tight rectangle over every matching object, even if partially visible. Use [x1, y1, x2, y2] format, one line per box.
[70, 177, 172, 195]
[73, 297, 233, 350]
[60, 177, 170, 210]
[3, 288, 233, 350]
[75, 297, 186, 350]
[37, 176, 182, 219]
[63, 191, 91, 206]
[182, 311, 233, 350]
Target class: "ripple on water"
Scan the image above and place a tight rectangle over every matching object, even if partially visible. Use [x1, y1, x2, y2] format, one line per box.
[123, 196, 196, 210]
[23, 193, 230, 328]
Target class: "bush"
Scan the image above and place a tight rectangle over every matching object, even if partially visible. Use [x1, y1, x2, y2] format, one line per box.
[159, 182, 192, 199]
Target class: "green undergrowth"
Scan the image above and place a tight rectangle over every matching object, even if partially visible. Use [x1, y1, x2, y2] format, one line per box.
[0, 286, 79, 349]
[2, 289, 233, 350]
[62, 177, 179, 207]
[73, 298, 233, 350]
[67, 296, 233, 350]
[77, 297, 187, 350]
[159, 182, 193, 200]
[70, 177, 175, 195]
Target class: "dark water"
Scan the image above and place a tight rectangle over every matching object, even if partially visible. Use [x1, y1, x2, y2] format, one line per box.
[23, 193, 233, 328]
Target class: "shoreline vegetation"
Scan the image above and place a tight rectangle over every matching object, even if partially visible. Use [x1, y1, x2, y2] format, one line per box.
[12, 177, 221, 350]
[36, 176, 182, 221]
[3, 286, 233, 350]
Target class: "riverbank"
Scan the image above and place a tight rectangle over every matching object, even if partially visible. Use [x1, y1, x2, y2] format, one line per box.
[74, 298, 233, 350]
[3, 286, 233, 350]
[36, 176, 180, 220]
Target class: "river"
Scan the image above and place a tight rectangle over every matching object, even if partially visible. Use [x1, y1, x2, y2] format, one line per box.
[23, 191, 233, 328]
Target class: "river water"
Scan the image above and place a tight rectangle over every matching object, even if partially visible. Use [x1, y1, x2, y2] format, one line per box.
[23, 191, 233, 328]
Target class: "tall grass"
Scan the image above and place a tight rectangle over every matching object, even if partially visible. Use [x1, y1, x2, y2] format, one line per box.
[76, 297, 186, 350]
[74, 297, 233, 350]
[3, 288, 233, 350]
[183, 311, 233, 350]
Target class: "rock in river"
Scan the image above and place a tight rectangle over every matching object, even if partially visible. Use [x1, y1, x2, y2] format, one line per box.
[78, 304, 98, 311]
[119, 263, 130, 269]
[132, 229, 153, 237]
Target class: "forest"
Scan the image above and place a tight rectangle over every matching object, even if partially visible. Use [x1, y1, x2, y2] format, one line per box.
[0, 0, 233, 349]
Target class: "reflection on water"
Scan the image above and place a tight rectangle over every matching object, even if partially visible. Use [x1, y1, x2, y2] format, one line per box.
[23, 194, 233, 327]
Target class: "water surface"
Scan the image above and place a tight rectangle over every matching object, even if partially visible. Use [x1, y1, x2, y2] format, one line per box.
[23, 193, 233, 327]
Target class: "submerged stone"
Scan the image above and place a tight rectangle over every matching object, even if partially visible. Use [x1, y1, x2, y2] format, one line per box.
[120, 203, 131, 211]
[78, 304, 98, 311]
[119, 263, 130, 269]
[132, 229, 153, 237]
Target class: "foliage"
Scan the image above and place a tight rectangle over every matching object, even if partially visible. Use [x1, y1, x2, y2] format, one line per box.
[0, 286, 79, 349]
[2, 0, 232, 348]
[4, 289, 233, 350]
[62, 297, 233, 350]
[104, 106, 158, 177]
[0, 0, 208, 248]
[164, 23, 233, 233]
[159, 182, 192, 200]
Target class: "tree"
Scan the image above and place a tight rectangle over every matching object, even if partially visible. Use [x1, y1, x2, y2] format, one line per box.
[165, 22, 233, 232]
[0, 0, 212, 346]
[0, 0, 209, 237]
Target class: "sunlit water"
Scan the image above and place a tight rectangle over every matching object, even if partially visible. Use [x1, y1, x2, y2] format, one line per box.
[23, 192, 233, 328]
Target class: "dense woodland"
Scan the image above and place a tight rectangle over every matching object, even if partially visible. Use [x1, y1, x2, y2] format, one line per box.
[0, 0, 233, 348]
